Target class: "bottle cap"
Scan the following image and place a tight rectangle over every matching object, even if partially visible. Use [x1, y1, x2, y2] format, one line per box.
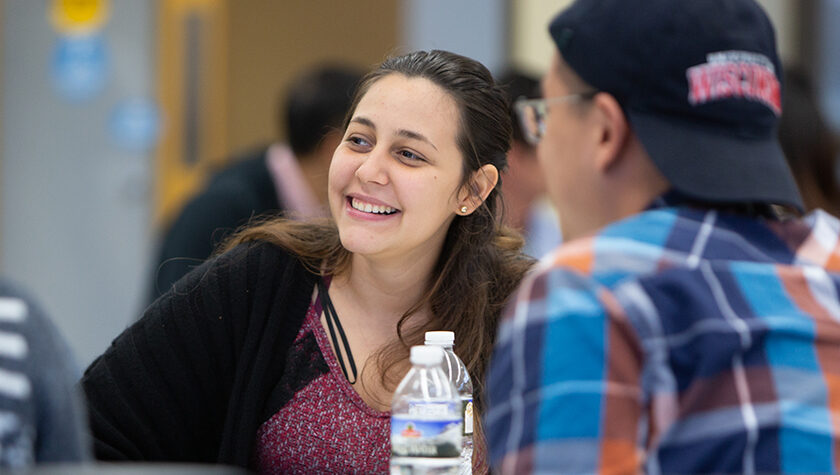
[424, 331, 455, 346]
[410, 345, 445, 365]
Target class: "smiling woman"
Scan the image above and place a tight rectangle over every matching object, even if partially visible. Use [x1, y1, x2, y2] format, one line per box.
[330, 74, 473, 262]
[81, 50, 535, 474]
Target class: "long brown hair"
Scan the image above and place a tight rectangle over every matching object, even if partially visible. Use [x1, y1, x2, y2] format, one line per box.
[225, 49, 534, 451]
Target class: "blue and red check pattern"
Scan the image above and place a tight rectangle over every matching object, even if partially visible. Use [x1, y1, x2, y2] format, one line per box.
[487, 196, 840, 474]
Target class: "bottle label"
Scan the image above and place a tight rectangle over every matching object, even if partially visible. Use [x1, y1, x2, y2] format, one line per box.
[408, 402, 453, 417]
[462, 398, 473, 436]
[391, 415, 462, 458]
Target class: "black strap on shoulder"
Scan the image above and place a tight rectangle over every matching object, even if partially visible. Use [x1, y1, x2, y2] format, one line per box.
[317, 278, 358, 384]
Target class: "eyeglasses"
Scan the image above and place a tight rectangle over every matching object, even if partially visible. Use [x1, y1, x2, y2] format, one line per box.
[514, 91, 599, 146]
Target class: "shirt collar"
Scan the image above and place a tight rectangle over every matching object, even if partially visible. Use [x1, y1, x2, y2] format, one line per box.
[646, 189, 690, 211]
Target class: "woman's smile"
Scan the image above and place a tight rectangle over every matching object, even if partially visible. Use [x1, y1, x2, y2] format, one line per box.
[345, 195, 401, 221]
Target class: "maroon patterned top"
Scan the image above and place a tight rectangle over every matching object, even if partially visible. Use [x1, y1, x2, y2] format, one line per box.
[254, 297, 391, 474]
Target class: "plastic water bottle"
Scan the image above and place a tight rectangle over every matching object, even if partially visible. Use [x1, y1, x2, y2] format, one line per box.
[425, 331, 473, 475]
[390, 345, 462, 475]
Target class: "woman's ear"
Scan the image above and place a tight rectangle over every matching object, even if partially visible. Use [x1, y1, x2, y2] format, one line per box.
[457, 164, 499, 214]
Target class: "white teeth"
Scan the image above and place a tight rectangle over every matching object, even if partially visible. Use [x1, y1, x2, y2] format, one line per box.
[351, 198, 396, 214]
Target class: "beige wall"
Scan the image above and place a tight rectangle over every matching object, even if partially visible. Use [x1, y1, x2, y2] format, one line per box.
[756, 0, 799, 64]
[227, 0, 398, 154]
[510, 0, 799, 77]
[509, 0, 572, 76]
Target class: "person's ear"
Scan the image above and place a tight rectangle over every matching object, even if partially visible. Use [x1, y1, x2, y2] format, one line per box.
[457, 164, 499, 215]
[590, 93, 630, 173]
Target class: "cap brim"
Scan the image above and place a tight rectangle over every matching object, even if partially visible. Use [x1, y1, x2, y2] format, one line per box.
[627, 110, 804, 212]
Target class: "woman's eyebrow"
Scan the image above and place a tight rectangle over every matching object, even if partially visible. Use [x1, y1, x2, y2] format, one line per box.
[350, 116, 376, 129]
[396, 129, 438, 151]
[350, 116, 437, 151]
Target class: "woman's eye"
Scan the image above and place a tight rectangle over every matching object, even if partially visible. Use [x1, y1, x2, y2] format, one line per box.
[398, 150, 424, 162]
[347, 136, 371, 147]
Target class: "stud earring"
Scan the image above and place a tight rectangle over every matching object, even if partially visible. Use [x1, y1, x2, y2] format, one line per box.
[460, 206, 469, 214]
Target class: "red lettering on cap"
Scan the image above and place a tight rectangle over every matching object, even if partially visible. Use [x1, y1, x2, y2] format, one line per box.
[686, 52, 781, 116]
[688, 67, 711, 105]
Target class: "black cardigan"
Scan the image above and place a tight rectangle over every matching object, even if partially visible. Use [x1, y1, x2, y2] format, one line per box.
[82, 241, 319, 469]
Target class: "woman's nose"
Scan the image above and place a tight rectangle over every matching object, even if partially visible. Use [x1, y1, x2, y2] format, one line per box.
[354, 147, 390, 185]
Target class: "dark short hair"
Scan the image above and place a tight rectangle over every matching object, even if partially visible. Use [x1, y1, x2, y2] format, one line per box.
[496, 69, 540, 145]
[779, 67, 840, 212]
[283, 65, 363, 157]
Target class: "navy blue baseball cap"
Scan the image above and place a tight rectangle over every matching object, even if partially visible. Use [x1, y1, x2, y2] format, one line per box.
[549, 0, 803, 211]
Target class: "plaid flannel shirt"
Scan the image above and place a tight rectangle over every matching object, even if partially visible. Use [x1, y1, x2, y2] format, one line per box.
[487, 195, 840, 474]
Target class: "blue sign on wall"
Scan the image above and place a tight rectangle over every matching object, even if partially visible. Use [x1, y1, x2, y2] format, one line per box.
[109, 98, 161, 152]
[51, 34, 109, 102]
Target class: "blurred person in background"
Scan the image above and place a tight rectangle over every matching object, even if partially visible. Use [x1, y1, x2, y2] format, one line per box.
[148, 64, 362, 303]
[0, 279, 90, 468]
[779, 66, 840, 216]
[486, 0, 840, 473]
[83, 50, 533, 473]
[497, 69, 562, 257]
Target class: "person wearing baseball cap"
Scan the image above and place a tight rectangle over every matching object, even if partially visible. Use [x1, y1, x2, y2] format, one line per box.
[486, 0, 840, 473]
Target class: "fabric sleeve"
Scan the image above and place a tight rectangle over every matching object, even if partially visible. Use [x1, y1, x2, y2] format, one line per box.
[26, 298, 92, 463]
[0, 279, 92, 466]
[83, 243, 261, 462]
[485, 267, 645, 474]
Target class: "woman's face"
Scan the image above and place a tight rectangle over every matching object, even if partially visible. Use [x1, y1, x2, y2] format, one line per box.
[329, 74, 466, 264]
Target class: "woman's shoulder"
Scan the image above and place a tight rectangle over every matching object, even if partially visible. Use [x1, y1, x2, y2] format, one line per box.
[169, 239, 316, 299]
[216, 239, 301, 269]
